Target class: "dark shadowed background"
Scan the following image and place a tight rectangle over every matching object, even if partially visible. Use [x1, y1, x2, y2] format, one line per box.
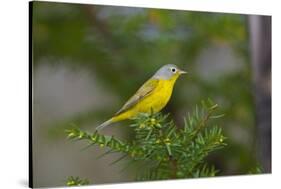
[31, 1, 271, 187]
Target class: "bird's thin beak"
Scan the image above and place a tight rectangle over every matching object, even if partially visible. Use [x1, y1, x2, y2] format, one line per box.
[178, 70, 187, 74]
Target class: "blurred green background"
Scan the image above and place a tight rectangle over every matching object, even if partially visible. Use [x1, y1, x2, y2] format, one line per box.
[31, 1, 271, 188]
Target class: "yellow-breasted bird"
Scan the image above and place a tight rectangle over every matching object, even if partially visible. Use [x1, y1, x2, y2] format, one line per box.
[96, 64, 186, 131]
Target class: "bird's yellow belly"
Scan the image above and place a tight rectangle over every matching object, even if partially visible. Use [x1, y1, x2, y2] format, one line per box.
[113, 80, 174, 121]
[135, 84, 172, 113]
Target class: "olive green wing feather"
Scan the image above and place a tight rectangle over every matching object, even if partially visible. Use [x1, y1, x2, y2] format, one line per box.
[114, 78, 159, 115]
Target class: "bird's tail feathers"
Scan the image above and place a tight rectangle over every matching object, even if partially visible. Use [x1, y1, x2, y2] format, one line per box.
[96, 118, 113, 131]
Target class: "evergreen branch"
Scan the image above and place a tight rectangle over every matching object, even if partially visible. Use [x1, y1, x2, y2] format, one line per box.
[65, 99, 227, 182]
[66, 128, 131, 154]
[66, 176, 89, 186]
[185, 101, 219, 143]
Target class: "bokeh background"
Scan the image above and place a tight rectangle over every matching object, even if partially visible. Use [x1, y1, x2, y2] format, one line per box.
[31, 1, 271, 188]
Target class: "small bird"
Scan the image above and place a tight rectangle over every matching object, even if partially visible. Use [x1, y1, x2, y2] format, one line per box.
[96, 64, 187, 131]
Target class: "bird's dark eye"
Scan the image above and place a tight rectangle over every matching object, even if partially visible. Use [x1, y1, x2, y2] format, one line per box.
[171, 68, 176, 73]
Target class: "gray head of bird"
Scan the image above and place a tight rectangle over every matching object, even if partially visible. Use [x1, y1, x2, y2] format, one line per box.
[152, 64, 187, 80]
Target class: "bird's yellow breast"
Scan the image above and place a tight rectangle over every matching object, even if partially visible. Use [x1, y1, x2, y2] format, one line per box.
[135, 79, 174, 112]
[112, 75, 179, 122]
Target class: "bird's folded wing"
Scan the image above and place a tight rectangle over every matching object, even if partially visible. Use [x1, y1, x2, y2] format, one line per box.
[114, 78, 159, 116]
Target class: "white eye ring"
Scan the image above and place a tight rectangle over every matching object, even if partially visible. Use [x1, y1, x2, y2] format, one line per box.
[171, 68, 176, 73]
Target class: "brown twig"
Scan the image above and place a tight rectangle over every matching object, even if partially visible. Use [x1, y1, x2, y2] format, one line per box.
[169, 156, 178, 179]
[184, 104, 218, 146]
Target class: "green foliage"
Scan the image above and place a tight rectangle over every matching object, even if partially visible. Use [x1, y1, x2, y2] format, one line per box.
[248, 166, 263, 174]
[66, 176, 90, 186]
[66, 100, 226, 181]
